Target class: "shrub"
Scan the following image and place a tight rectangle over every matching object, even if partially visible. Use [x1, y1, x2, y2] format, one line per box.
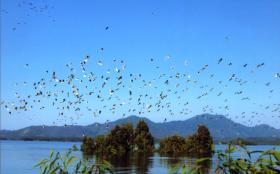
[159, 135, 187, 154]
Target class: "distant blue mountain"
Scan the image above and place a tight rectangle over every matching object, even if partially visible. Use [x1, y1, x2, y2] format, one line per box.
[1, 114, 280, 142]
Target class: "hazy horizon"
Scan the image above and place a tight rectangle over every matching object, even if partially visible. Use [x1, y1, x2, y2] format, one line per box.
[2, 113, 280, 131]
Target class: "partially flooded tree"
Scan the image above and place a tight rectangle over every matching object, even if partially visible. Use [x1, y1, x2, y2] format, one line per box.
[107, 123, 134, 154]
[134, 120, 154, 153]
[159, 135, 187, 154]
[186, 125, 213, 156]
[81, 136, 95, 154]
[94, 135, 107, 155]
[159, 125, 213, 156]
[81, 121, 156, 156]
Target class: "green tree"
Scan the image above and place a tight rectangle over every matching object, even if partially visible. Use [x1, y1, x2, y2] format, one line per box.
[159, 135, 187, 154]
[81, 136, 95, 154]
[186, 125, 213, 156]
[108, 123, 134, 154]
[94, 135, 107, 155]
[134, 120, 154, 153]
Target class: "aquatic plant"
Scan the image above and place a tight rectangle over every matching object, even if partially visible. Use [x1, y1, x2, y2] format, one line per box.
[34, 146, 113, 174]
[168, 144, 280, 174]
[215, 144, 280, 174]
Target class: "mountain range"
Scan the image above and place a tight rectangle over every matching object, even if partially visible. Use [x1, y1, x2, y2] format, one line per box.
[1, 114, 279, 143]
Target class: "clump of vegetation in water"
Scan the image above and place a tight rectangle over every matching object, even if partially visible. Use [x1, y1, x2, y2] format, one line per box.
[34, 146, 113, 174]
[185, 125, 213, 156]
[133, 120, 154, 153]
[159, 125, 213, 156]
[159, 135, 188, 154]
[81, 120, 154, 156]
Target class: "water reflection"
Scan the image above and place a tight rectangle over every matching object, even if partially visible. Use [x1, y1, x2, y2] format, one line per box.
[158, 154, 212, 174]
[82, 152, 212, 174]
[82, 152, 153, 174]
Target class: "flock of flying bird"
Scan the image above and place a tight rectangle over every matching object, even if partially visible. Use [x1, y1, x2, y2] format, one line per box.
[1, 1, 280, 129]
[1, 51, 280, 128]
[1, 0, 56, 31]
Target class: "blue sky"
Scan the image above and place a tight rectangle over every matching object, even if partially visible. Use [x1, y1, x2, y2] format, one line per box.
[1, 0, 280, 130]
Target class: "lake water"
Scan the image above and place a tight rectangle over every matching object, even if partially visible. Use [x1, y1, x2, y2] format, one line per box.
[1, 140, 279, 174]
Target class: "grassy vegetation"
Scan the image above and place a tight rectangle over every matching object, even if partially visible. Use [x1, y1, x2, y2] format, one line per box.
[34, 146, 113, 174]
[168, 144, 280, 174]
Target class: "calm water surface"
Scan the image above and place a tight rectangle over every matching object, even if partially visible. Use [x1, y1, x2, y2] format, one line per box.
[1, 140, 279, 174]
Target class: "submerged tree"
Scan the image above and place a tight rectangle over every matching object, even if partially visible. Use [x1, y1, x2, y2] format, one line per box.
[186, 125, 213, 156]
[107, 123, 134, 154]
[134, 120, 154, 153]
[159, 125, 213, 156]
[81, 121, 156, 156]
[94, 135, 108, 155]
[159, 135, 187, 154]
[81, 136, 95, 154]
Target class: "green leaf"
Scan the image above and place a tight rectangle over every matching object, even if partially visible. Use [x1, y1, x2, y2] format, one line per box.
[168, 164, 180, 174]
[75, 160, 82, 174]
[50, 150, 55, 159]
[181, 165, 187, 174]
[195, 157, 210, 163]
[268, 150, 280, 162]
[34, 159, 49, 168]
[42, 165, 48, 174]
[49, 166, 61, 174]
[48, 157, 59, 171]
[225, 145, 236, 154]
[66, 156, 78, 168]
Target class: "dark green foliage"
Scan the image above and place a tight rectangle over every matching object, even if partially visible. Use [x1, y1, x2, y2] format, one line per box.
[81, 120, 155, 156]
[185, 125, 213, 156]
[81, 136, 95, 154]
[134, 120, 154, 153]
[159, 125, 213, 156]
[107, 124, 134, 154]
[94, 135, 108, 155]
[159, 135, 187, 154]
